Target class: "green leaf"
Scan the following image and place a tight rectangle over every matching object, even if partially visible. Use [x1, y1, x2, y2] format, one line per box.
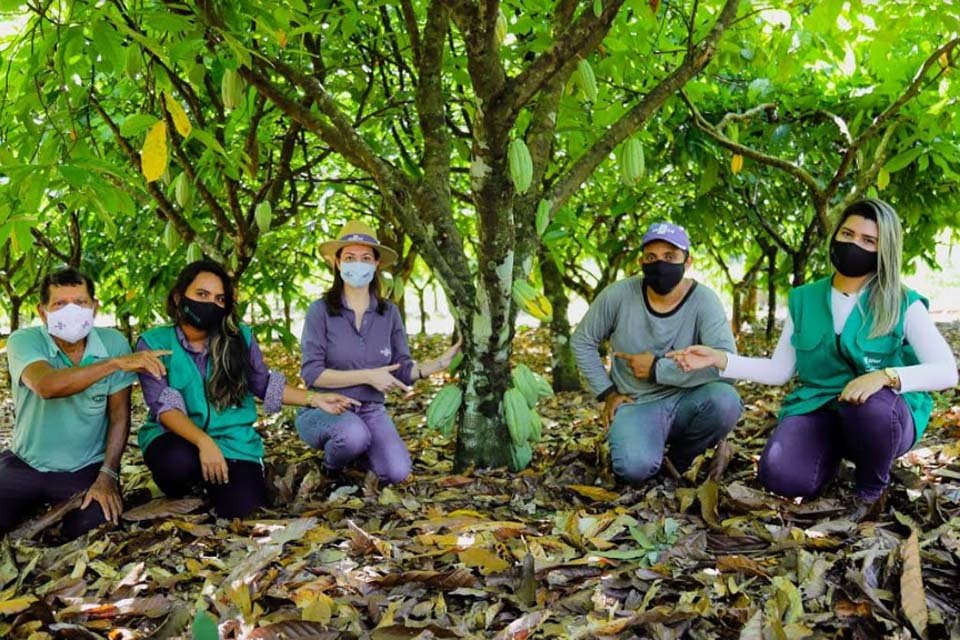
[119, 114, 160, 138]
[884, 147, 924, 173]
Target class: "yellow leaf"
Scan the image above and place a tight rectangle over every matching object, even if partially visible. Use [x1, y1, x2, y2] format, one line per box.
[0, 596, 36, 616]
[278, 30, 288, 48]
[141, 121, 168, 183]
[163, 92, 192, 138]
[698, 479, 720, 527]
[458, 547, 511, 575]
[900, 530, 928, 639]
[302, 594, 334, 624]
[567, 485, 619, 502]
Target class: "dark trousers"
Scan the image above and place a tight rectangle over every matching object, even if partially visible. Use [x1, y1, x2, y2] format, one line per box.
[0, 450, 107, 539]
[758, 388, 915, 501]
[143, 432, 266, 519]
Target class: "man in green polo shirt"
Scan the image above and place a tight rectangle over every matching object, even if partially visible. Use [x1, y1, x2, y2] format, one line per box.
[1, 268, 168, 539]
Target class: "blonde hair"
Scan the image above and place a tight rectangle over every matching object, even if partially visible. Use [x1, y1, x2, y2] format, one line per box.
[836, 199, 906, 338]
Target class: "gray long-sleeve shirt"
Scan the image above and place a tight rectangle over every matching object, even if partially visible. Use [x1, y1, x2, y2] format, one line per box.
[571, 277, 737, 404]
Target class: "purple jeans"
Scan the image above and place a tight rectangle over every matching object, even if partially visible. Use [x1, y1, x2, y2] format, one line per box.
[0, 450, 108, 539]
[758, 388, 915, 501]
[295, 402, 412, 485]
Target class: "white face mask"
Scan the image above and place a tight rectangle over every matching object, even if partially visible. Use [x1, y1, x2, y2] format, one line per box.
[45, 304, 95, 344]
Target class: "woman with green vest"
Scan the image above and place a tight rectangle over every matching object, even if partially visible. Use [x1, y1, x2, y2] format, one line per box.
[136, 260, 358, 518]
[669, 199, 957, 517]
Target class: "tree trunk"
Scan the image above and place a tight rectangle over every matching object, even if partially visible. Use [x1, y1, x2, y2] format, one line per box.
[742, 272, 759, 326]
[731, 285, 743, 337]
[539, 247, 581, 392]
[417, 285, 427, 336]
[453, 151, 517, 471]
[766, 247, 778, 340]
[9, 297, 21, 332]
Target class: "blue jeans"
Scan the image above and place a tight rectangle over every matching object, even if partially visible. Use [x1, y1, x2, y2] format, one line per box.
[608, 382, 742, 485]
[295, 402, 412, 485]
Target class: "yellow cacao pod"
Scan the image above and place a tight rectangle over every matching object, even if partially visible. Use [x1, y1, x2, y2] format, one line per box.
[731, 154, 744, 174]
[511, 280, 552, 322]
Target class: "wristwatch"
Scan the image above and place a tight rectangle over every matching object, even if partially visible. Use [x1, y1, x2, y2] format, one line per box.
[883, 366, 900, 387]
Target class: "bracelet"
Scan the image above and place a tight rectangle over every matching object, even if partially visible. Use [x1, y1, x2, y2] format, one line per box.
[306, 391, 318, 406]
[99, 465, 119, 482]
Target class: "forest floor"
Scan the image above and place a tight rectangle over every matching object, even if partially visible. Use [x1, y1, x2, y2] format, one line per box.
[0, 325, 959, 639]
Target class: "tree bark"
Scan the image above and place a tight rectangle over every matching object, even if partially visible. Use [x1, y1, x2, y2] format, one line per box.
[766, 246, 778, 340]
[539, 246, 580, 392]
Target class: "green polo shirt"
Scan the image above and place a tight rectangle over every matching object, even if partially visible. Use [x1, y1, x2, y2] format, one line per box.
[6, 325, 137, 472]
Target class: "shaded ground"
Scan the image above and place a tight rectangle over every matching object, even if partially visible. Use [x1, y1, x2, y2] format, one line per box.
[0, 325, 959, 639]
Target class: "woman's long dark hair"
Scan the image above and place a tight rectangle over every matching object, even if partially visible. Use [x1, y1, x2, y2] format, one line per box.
[167, 260, 250, 411]
[324, 247, 387, 316]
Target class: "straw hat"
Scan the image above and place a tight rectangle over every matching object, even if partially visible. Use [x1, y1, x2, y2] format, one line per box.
[319, 221, 398, 268]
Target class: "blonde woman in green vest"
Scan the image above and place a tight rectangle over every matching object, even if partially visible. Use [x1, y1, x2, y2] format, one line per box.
[136, 261, 358, 519]
[670, 199, 957, 519]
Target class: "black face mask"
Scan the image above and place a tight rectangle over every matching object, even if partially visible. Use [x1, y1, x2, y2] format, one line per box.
[830, 238, 878, 278]
[181, 297, 227, 332]
[642, 261, 686, 295]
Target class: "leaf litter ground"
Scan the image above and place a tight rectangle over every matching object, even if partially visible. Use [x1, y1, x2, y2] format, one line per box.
[1, 325, 959, 639]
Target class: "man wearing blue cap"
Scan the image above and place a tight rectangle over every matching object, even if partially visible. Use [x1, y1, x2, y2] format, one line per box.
[571, 222, 742, 485]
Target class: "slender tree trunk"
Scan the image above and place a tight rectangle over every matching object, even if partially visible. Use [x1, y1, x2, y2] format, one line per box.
[742, 271, 759, 326]
[766, 247, 778, 340]
[9, 297, 21, 332]
[539, 247, 580, 392]
[417, 285, 427, 336]
[731, 285, 743, 336]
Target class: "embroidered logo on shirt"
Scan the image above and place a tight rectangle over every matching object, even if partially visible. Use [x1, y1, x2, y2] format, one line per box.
[380, 347, 391, 358]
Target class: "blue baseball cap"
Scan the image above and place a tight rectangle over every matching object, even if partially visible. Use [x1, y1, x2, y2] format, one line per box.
[641, 222, 690, 252]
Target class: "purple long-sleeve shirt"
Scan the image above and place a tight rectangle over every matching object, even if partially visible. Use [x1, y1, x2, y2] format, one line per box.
[137, 326, 285, 420]
[300, 296, 415, 404]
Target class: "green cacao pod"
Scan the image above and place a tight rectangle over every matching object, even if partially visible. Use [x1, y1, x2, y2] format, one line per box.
[254, 201, 273, 232]
[495, 10, 508, 46]
[186, 242, 202, 263]
[508, 138, 533, 194]
[426, 384, 462, 435]
[221, 69, 243, 111]
[163, 221, 179, 252]
[504, 388, 532, 446]
[511, 364, 540, 408]
[509, 441, 533, 471]
[125, 46, 142, 78]
[174, 172, 192, 209]
[576, 59, 597, 103]
[528, 410, 543, 444]
[620, 137, 645, 185]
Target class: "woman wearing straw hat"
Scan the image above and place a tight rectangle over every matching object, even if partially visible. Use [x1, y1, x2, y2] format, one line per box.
[297, 221, 461, 484]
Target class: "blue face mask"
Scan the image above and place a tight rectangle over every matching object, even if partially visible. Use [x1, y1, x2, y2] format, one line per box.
[340, 262, 376, 288]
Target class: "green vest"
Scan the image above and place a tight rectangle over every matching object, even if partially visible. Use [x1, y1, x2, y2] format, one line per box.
[780, 276, 932, 443]
[137, 325, 263, 463]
